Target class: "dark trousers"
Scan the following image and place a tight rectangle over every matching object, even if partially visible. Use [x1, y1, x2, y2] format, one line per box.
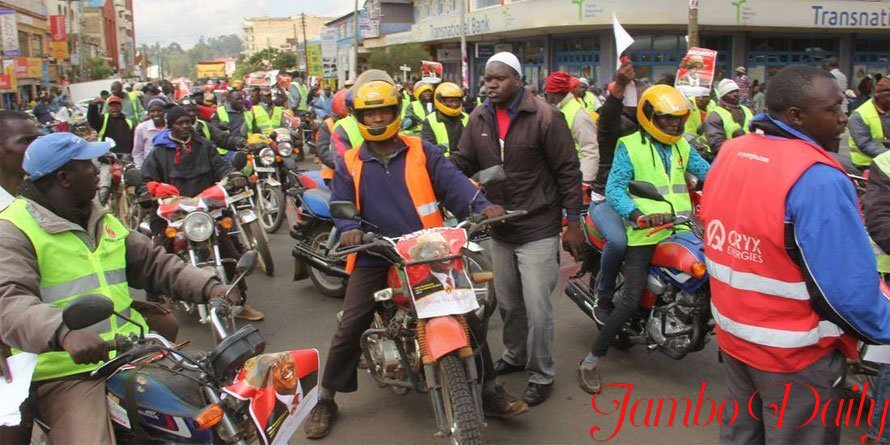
[321, 266, 496, 393]
[591, 245, 655, 357]
[151, 229, 248, 300]
[720, 350, 845, 445]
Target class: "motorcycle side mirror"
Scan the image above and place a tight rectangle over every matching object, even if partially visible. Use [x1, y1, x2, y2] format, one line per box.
[231, 152, 248, 170]
[628, 181, 666, 202]
[236, 251, 258, 276]
[477, 165, 506, 187]
[330, 201, 358, 220]
[685, 172, 700, 191]
[62, 294, 115, 330]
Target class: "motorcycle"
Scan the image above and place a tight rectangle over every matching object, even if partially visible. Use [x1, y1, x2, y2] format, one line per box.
[105, 154, 144, 231]
[242, 134, 288, 235]
[564, 180, 713, 359]
[279, 113, 305, 163]
[294, 110, 317, 156]
[328, 195, 524, 444]
[49, 252, 320, 444]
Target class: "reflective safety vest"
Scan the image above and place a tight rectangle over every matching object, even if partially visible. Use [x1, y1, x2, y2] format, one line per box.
[685, 101, 709, 150]
[712, 105, 753, 142]
[583, 91, 600, 111]
[701, 133, 857, 373]
[560, 98, 584, 154]
[319, 117, 337, 180]
[406, 101, 431, 133]
[127, 91, 143, 120]
[849, 100, 885, 169]
[196, 119, 211, 140]
[427, 112, 468, 155]
[293, 82, 309, 111]
[252, 105, 283, 135]
[333, 115, 363, 152]
[620, 132, 693, 247]
[215, 106, 255, 133]
[0, 199, 147, 381]
[342, 136, 444, 272]
[98, 114, 134, 143]
[871, 152, 890, 273]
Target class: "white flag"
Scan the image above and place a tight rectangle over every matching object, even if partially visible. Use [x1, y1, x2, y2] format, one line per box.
[613, 13, 634, 71]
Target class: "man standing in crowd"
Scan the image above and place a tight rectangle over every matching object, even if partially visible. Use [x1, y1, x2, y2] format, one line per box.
[212, 89, 254, 161]
[290, 75, 310, 112]
[573, 78, 601, 112]
[103, 81, 145, 122]
[0, 111, 40, 207]
[826, 57, 849, 114]
[543, 72, 599, 187]
[702, 64, 890, 445]
[421, 82, 468, 156]
[453, 52, 584, 407]
[133, 98, 168, 169]
[848, 77, 890, 171]
[732, 66, 751, 105]
[704, 79, 753, 158]
[313, 84, 333, 121]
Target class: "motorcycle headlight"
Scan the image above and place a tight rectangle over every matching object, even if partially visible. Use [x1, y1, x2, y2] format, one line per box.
[278, 142, 293, 157]
[259, 147, 275, 166]
[183, 212, 214, 242]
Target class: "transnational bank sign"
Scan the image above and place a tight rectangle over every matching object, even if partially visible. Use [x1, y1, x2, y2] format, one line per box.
[812, 5, 890, 27]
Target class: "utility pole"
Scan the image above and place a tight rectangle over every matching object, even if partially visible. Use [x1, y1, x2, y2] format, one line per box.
[352, 0, 359, 79]
[460, 0, 468, 88]
[301, 13, 309, 77]
[687, 0, 699, 48]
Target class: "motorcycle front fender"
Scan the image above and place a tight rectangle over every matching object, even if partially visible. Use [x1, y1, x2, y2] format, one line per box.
[263, 178, 282, 188]
[425, 316, 470, 361]
[465, 241, 484, 253]
[240, 210, 258, 224]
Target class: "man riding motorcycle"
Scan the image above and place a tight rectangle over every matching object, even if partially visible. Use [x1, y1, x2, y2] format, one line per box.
[420, 82, 468, 156]
[252, 87, 286, 136]
[303, 71, 528, 440]
[403, 81, 435, 134]
[581, 85, 711, 392]
[181, 96, 245, 159]
[316, 89, 349, 182]
[211, 89, 255, 162]
[141, 106, 265, 321]
[0, 133, 240, 444]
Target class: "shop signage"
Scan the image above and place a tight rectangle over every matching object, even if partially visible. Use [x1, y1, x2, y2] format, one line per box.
[0, 10, 18, 56]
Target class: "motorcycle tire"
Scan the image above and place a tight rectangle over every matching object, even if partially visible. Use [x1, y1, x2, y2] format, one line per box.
[439, 353, 483, 445]
[243, 220, 275, 276]
[258, 184, 286, 234]
[462, 249, 496, 321]
[307, 225, 347, 298]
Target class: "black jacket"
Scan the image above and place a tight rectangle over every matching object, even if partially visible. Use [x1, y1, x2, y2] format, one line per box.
[141, 129, 233, 198]
[421, 111, 464, 155]
[593, 93, 637, 194]
[867, 159, 890, 255]
[87, 104, 135, 154]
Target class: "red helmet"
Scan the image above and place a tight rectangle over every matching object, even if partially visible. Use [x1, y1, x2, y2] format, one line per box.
[331, 89, 348, 119]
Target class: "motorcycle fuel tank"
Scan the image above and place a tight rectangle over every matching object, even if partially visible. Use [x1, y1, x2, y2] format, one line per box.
[651, 232, 707, 292]
[302, 189, 332, 219]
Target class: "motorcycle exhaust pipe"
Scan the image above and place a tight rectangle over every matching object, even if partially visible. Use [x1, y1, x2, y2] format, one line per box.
[291, 244, 349, 278]
[564, 277, 596, 321]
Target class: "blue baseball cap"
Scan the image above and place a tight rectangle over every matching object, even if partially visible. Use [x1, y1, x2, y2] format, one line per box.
[23, 132, 113, 180]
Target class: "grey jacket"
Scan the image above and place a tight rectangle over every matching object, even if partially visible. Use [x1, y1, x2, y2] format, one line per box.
[848, 104, 890, 160]
[0, 199, 217, 353]
[704, 105, 747, 155]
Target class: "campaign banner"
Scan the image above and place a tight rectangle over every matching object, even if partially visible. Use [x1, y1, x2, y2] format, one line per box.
[49, 41, 67, 60]
[0, 10, 18, 57]
[2, 58, 16, 90]
[674, 47, 718, 97]
[420, 60, 443, 83]
[307, 44, 323, 78]
[15, 57, 41, 79]
[49, 15, 66, 41]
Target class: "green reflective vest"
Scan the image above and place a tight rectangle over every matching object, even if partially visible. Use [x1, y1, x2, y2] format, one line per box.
[333, 115, 363, 149]
[0, 200, 147, 381]
[216, 106, 255, 133]
[849, 100, 885, 169]
[293, 83, 309, 111]
[621, 132, 693, 247]
[406, 101, 431, 134]
[871, 152, 890, 273]
[427, 112, 468, 155]
[685, 101, 709, 150]
[196, 119, 211, 140]
[712, 105, 753, 143]
[583, 91, 600, 111]
[252, 105, 283, 136]
[127, 91, 143, 121]
[560, 98, 584, 154]
[98, 114, 134, 143]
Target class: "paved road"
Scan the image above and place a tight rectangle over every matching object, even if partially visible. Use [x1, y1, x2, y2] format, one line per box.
[168, 148, 869, 444]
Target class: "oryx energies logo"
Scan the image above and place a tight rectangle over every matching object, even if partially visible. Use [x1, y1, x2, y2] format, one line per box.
[706, 219, 763, 263]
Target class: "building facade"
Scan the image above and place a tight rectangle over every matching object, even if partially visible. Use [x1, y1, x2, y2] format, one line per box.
[243, 14, 332, 56]
[385, 0, 890, 93]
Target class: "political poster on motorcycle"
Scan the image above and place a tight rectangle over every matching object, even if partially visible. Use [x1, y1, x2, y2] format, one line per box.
[674, 47, 717, 98]
[223, 349, 319, 445]
[396, 228, 479, 319]
[420, 60, 443, 84]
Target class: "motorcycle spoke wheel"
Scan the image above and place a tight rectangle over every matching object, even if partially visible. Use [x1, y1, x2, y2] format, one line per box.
[307, 226, 347, 298]
[258, 185, 285, 234]
[439, 353, 483, 445]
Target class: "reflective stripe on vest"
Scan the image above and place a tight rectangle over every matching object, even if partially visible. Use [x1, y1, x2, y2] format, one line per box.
[712, 105, 753, 141]
[621, 132, 693, 246]
[98, 114, 134, 142]
[252, 105, 283, 135]
[427, 112, 468, 155]
[0, 199, 147, 381]
[700, 133, 857, 373]
[871, 151, 890, 273]
[197, 120, 211, 140]
[559, 98, 584, 153]
[320, 118, 337, 180]
[849, 100, 885, 168]
[294, 83, 309, 111]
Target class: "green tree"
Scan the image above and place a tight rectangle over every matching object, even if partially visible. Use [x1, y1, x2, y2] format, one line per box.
[366, 43, 432, 80]
[85, 57, 113, 80]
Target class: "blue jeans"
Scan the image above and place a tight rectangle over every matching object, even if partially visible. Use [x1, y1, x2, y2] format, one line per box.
[590, 202, 627, 297]
[869, 362, 890, 443]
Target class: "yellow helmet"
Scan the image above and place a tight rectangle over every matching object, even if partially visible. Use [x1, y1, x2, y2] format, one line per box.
[434, 82, 464, 117]
[636, 85, 691, 145]
[354, 80, 402, 142]
[413, 82, 434, 101]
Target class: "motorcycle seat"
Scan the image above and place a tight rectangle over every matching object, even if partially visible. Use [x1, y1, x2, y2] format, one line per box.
[583, 213, 607, 250]
[302, 189, 332, 219]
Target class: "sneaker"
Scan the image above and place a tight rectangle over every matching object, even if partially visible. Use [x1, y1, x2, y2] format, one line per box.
[236, 304, 264, 321]
[482, 384, 529, 418]
[578, 362, 601, 394]
[304, 398, 338, 439]
[592, 295, 614, 325]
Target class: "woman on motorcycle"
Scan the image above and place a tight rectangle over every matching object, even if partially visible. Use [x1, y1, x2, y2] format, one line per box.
[580, 85, 710, 393]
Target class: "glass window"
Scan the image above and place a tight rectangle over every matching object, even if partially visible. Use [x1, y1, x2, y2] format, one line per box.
[17, 31, 28, 57]
[653, 35, 679, 51]
[474, 0, 500, 9]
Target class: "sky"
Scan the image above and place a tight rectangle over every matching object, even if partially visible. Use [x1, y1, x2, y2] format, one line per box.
[133, 0, 355, 48]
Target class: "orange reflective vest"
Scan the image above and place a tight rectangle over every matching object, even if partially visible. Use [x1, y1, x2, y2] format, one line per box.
[342, 135, 445, 272]
[319, 117, 337, 180]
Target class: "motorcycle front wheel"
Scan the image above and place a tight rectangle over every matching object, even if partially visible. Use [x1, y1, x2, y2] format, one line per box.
[242, 220, 275, 276]
[257, 183, 285, 234]
[439, 353, 483, 445]
[307, 225, 347, 298]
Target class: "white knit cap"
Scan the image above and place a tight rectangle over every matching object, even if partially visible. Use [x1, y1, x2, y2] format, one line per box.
[578, 77, 589, 87]
[716, 79, 740, 98]
[486, 52, 522, 75]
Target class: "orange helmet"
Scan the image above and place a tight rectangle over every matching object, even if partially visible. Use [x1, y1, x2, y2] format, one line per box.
[636, 85, 691, 145]
[331, 89, 348, 119]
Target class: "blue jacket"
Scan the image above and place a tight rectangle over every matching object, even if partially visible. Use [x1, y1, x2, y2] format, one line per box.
[606, 136, 711, 219]
[331, 138, 492, 267]
[313, 94, 332, 120]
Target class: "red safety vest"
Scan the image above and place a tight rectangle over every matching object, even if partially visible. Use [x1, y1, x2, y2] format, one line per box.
[319, 117, 336, 180]
[701, 133, 857, 373]
[342, 135, 445, 272]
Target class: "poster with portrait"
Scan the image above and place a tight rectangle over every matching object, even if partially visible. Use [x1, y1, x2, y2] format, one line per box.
[395, 228, 478, 319]
[223, 349, 319, 445]
[674, 47, 718, 98]
[420, 60, 443, 84]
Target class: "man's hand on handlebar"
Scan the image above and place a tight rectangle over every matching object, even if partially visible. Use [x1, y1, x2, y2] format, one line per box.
[208, 284, 242, 306]
[636, 213, 673, 229]
[340, 229, 365, 247]
[62, 330, 109, 364]
[480, 205, 506, 220]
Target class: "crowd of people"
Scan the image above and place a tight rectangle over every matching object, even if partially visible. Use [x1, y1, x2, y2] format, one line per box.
[0, 47, 890, 445]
